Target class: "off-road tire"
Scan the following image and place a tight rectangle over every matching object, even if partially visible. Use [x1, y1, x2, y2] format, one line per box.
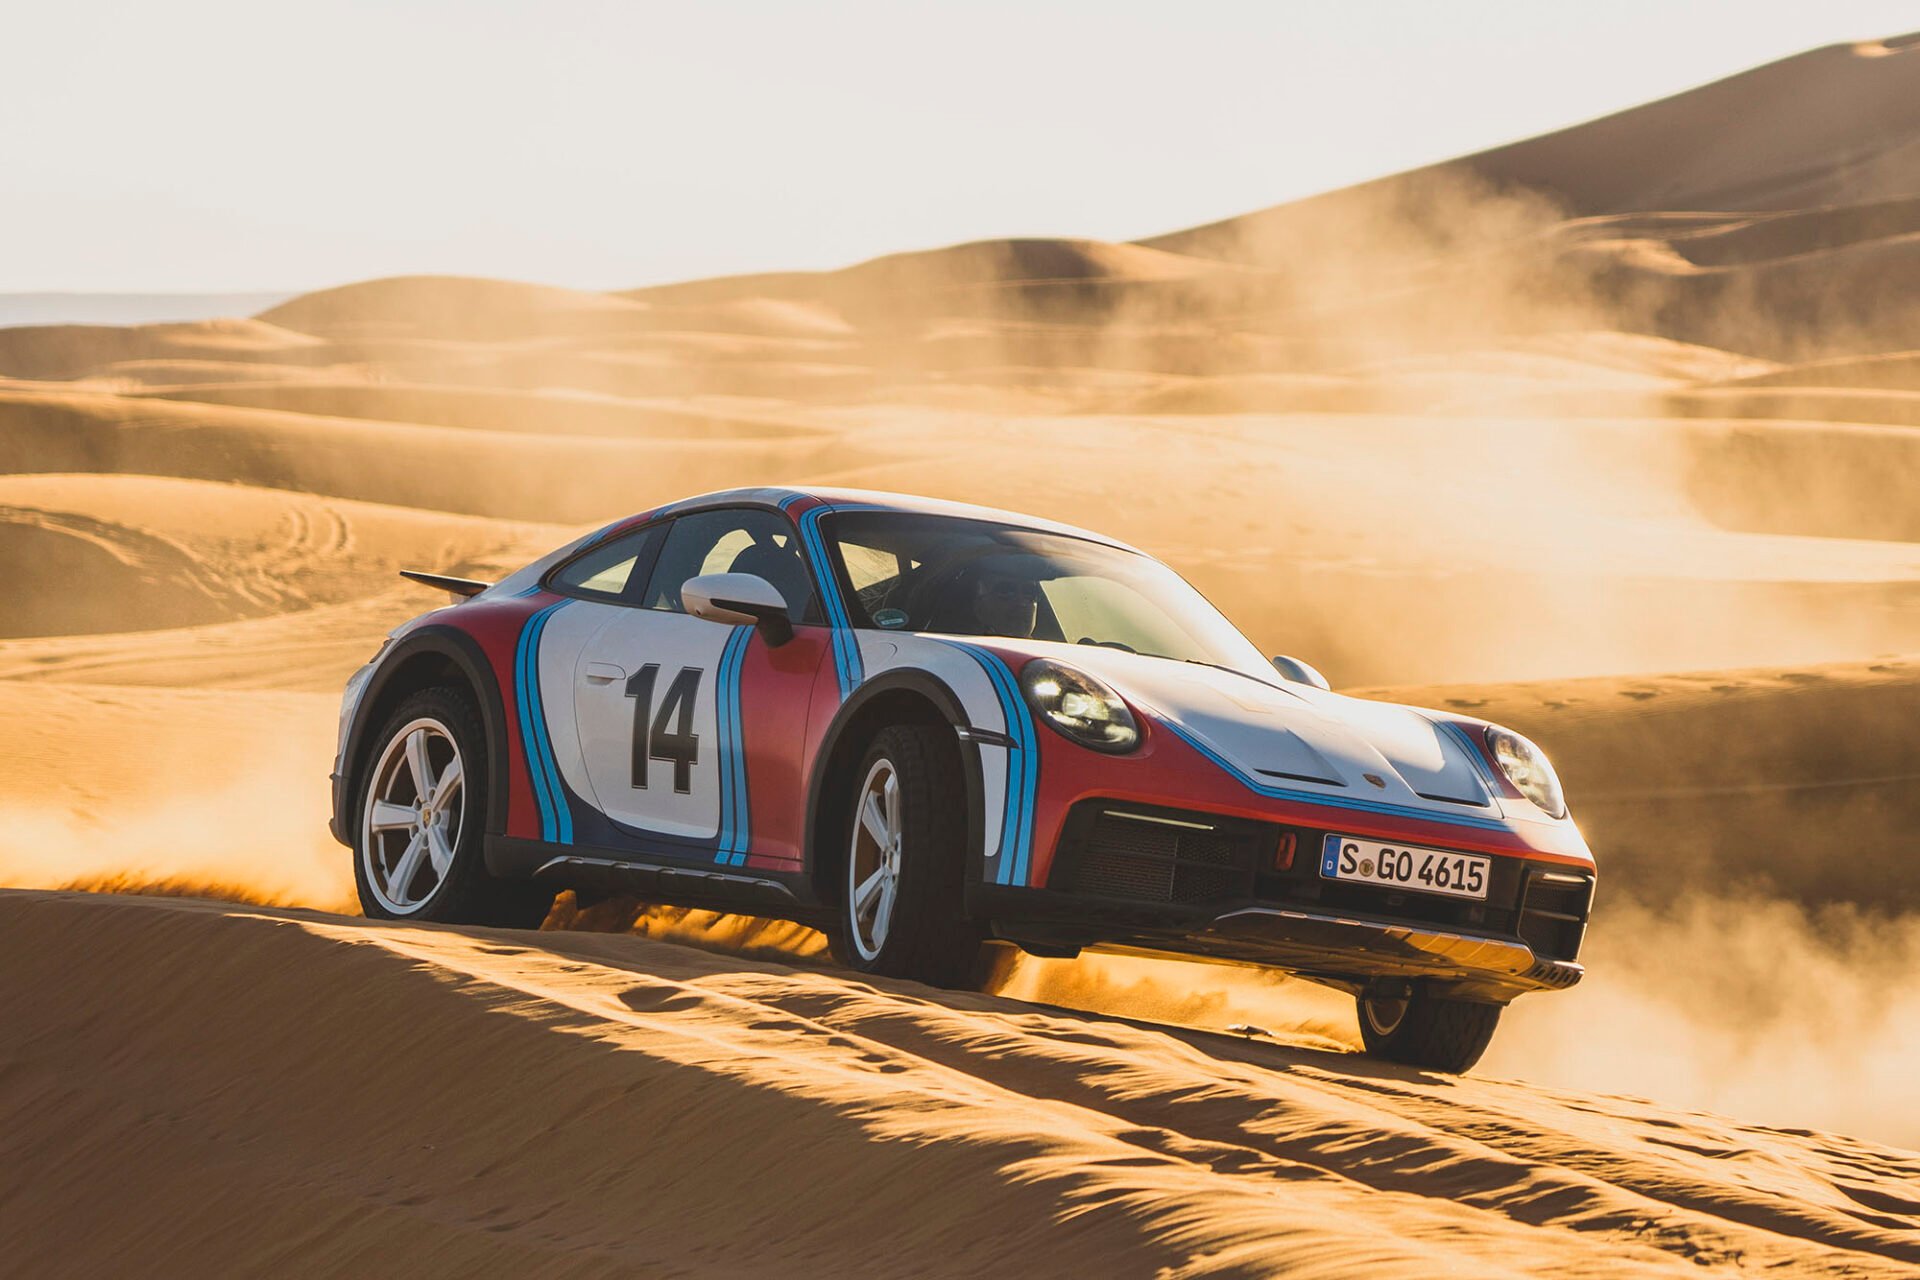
[1357, 987, 1502, 1073]
[353, 686, 555, 929]
[829, 723, 983, 988]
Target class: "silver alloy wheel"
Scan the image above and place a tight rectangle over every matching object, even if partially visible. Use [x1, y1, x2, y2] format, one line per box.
[1362, 994, 1410, 1037]
[361, 717, 466, 916]
[847, 757, 903, 961]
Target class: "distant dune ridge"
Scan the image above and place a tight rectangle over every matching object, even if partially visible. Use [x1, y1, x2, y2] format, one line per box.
[3, 34, 1920, 1277]
[0, 292, 294, 328]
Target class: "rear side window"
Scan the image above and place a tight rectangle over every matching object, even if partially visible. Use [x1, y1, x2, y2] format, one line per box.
[547, 526, 664, 603]
[641, 508, 819, 621]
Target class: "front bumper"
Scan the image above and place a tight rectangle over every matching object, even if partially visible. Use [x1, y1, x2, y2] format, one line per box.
[973, 797, 1594, 1003]
[974, 884, 1582, 1002]
[1103, 904, 1583, 1001]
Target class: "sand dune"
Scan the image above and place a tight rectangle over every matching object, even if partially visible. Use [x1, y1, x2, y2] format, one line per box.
[3, 891, 1915, 1279]
[133, 380, 841, 439]
[1144, 37, 1920, 256]
[0, 473, 543, 636]
[0, 317, 324, 380]
[0, 386, 845, 523]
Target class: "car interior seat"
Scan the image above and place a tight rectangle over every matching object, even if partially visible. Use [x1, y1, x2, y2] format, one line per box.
[727, 539, 814, 616]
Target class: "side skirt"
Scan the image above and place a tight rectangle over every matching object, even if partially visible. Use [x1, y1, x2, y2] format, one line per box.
[485, 835, 831, 924]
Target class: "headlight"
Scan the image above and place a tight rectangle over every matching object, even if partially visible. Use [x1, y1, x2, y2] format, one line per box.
[1020, 659, 1139, 753]
[1486, 727, 1566, 817]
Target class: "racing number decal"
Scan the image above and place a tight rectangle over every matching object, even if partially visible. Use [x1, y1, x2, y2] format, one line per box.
[568, 607, 766, 852]
[626, 665, 703, 793]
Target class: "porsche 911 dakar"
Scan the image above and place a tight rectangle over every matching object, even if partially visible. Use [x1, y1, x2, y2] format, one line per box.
[330, 488, 1594, 1072]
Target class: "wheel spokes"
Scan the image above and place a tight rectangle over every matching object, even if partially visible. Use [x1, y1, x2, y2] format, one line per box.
[387, 829, 428, 902]
[425, 824, 455, 876]
[847, 760, 904, 957]
[860, 793, 891, 850]
[854, 866, 886, 918]
[428, 755, 462, 811]
[404, 728, 434, 800]
[369, 800, 416, 831]
[364, 717, 469, 916]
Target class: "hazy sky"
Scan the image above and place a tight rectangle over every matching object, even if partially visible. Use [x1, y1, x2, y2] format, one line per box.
[7, 2, 1917, 293]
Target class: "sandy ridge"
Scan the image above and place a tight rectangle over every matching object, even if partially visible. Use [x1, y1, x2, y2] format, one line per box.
[3, 891, 1914, 1278]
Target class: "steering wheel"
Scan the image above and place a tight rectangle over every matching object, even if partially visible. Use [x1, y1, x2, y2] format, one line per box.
[899, 556, 987, 632]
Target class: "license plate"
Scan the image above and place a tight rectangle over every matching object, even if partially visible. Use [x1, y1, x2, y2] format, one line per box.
[1320, 835, 1491, 900]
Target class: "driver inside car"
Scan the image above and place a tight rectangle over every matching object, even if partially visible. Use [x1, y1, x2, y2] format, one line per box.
[969, 570, 1043, 639]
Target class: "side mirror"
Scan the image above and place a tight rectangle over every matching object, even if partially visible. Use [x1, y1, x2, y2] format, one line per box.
[1271, 655, 1331, 691]
[683, 572, 794, 646]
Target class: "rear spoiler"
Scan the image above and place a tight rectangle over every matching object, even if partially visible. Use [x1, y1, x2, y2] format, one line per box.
[400, 569, 492, 600]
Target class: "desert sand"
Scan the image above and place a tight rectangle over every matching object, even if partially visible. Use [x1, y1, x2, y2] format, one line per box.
[3, 34, 1919, 1276]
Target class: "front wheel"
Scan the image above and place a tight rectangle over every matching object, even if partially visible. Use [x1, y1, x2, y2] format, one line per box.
[830, 724, 982, 988]
[1357, 986, 1502, 1073]
[354, 686, 555, 928]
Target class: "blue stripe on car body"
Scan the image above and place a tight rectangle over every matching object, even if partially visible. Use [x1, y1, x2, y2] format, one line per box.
[513, 603, 555, 840]
[989, 653, 1040, 886]
[713, 625, 753, 865]
[1434, 719, 1506, 799]
[793, 499, 892, 704]
[512, 608, 552, 839]
[712, 631, 735, 863]
[533, 604, 575, 844]
[796, 505, 862, 699]
[514, 599, 575, 844]
[947, 642, 1038, 886]
[729, 628, 753, 865]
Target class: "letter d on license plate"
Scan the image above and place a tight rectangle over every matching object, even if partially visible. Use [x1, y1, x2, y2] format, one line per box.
[1320, 835, 1491, 901]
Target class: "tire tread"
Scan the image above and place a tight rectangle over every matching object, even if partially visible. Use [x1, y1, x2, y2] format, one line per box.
[1359, 990, 1502, 1073]
[835, 723, 982, 988]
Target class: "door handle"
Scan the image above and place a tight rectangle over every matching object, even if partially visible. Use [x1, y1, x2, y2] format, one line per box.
[583, 662, 627, 685]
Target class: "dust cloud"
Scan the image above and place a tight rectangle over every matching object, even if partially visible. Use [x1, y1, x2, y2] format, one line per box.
[1489, 893, 1920, 1147]
[0, 681, 358, 911]
[0, 777, 355, 913]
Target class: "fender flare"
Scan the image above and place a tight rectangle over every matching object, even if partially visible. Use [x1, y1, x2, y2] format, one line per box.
[801, 668, 990, 901]
[332, 624, 513, 845]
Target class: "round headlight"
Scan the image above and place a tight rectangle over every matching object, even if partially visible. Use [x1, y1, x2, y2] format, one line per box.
[1020, 659, 1139, 753]
[1486, 727, 1566, 817]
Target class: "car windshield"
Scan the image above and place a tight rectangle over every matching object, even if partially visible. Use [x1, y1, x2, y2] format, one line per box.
[823, 511, 1273, 673]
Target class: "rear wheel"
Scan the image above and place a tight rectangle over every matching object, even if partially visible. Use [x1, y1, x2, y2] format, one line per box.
[1357, 986, 1502, 1073]
[830, 724, 982, 987]
[354, 686, 555, 928]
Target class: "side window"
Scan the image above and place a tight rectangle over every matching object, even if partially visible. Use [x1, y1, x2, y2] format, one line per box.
[840, 540, 903, 594]
[642, 508, 819, 621]
[548, 526, 664, 603]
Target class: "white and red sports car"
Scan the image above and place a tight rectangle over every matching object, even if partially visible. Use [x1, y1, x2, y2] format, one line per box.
[330, 488, 1593, 1071]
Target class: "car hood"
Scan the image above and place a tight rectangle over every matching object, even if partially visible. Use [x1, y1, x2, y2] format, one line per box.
[1002, 640, 1504, 820]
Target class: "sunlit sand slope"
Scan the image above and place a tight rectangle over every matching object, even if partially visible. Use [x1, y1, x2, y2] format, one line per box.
[3, 891, 1915, 1279]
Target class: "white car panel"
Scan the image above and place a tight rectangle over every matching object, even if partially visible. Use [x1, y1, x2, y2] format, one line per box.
[570, 606, 739, 840]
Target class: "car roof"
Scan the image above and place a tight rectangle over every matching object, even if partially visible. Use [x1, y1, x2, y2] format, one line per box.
[663, 486, 1140, 553]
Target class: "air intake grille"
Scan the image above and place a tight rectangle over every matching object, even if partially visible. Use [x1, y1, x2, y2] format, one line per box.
[1054, 807, 1263, 906]
[1517, 870, 1594, 962]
